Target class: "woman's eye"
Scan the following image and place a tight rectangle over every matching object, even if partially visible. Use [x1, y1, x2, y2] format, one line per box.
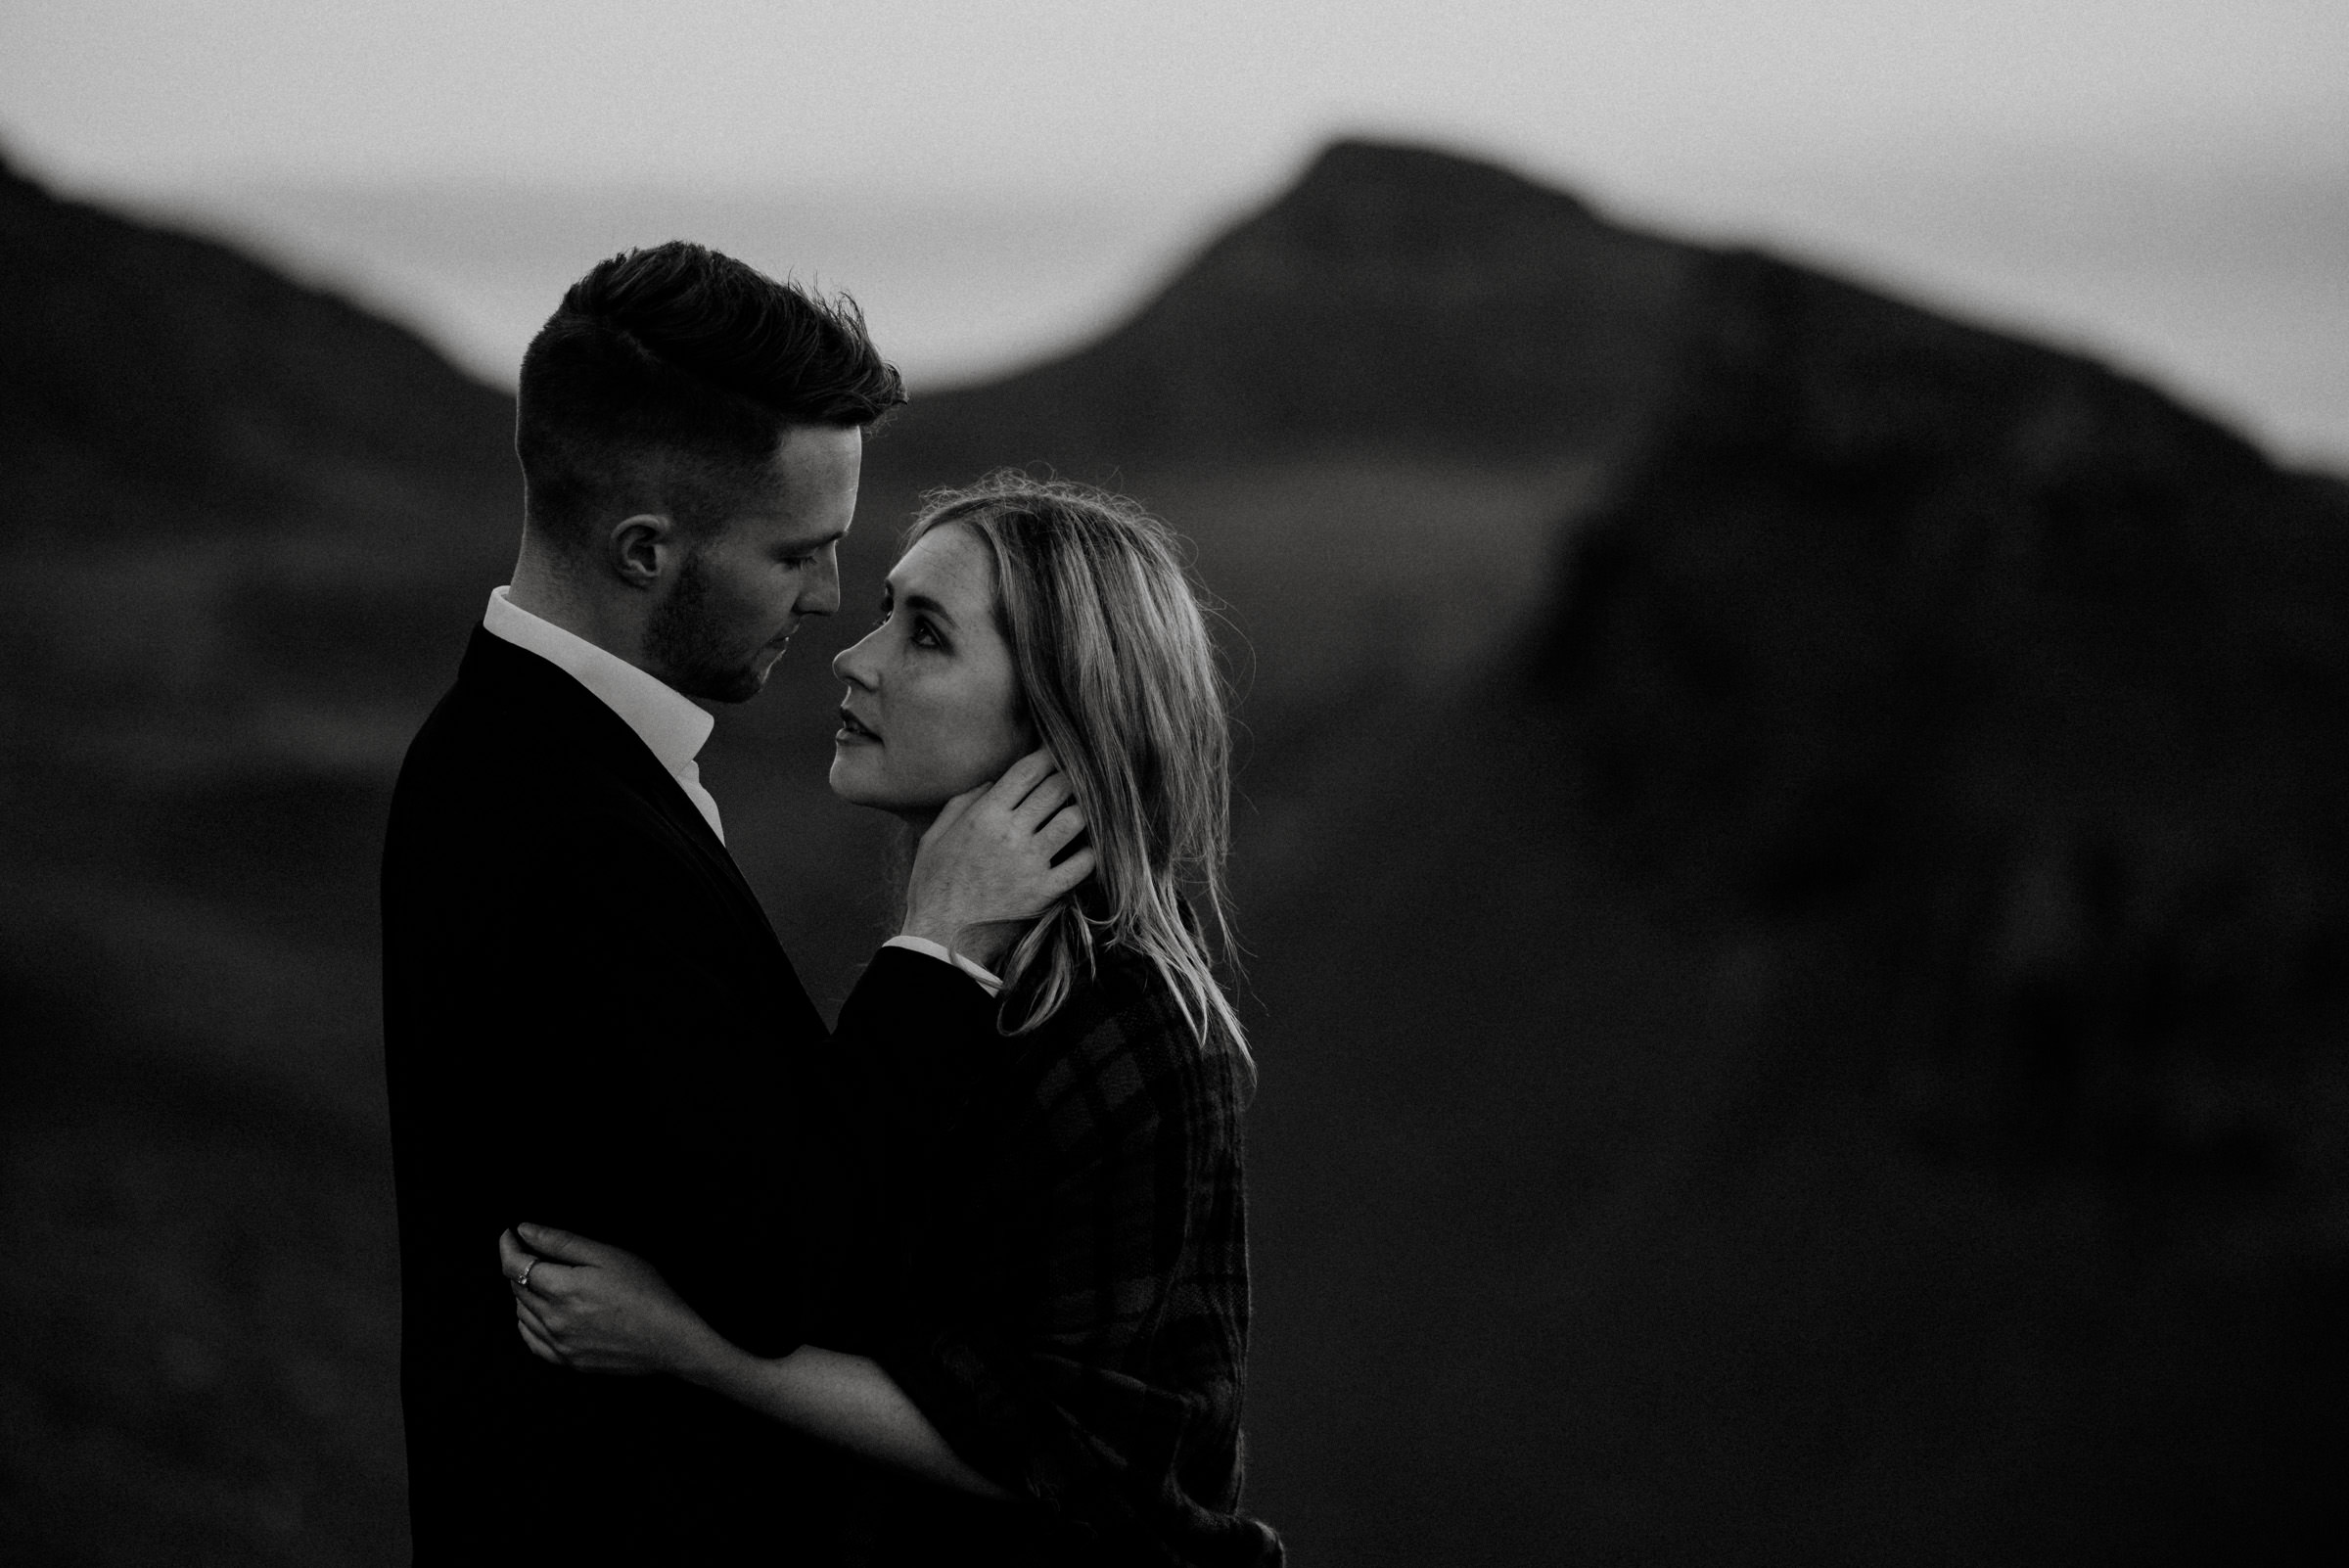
[911, 619, 944, 649]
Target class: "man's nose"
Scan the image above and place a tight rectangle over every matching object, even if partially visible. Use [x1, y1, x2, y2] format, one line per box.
[801, 546, 842, 617]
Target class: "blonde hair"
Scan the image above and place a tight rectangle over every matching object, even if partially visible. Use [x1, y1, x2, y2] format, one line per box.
[906, 473, 1249, 1067]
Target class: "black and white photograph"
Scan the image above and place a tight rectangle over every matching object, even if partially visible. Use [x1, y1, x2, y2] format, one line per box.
[2, 3, 2345, 1563]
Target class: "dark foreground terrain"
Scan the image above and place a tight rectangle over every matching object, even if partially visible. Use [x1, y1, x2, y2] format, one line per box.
[3, 140, 2345, 1563]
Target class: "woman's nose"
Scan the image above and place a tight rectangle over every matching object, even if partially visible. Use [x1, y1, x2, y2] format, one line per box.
[833, 628, 879, 688]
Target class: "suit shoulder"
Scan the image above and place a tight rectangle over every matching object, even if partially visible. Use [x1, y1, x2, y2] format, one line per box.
[390, 669, 519, 801]
[387, 698, 676, 889]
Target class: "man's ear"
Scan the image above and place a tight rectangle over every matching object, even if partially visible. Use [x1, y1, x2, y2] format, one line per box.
[606, 513, 677, 590]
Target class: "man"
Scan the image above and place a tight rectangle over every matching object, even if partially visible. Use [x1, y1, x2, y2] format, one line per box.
[381, 243, 1080, 1560]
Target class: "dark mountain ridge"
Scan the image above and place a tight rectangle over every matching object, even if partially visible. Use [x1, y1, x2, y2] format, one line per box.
[0, 151, 514, 545]
[1536, 248, 2349, 1168]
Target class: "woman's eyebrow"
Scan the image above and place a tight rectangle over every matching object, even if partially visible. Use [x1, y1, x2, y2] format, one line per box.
[898, 589, 957, 628]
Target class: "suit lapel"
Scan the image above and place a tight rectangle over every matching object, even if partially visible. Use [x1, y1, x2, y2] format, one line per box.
[461, 628, 793, 964]
[663, 786, 788, 957]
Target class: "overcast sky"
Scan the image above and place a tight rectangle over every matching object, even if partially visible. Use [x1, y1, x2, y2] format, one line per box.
[7, 1, 2341, 199]
[4, 3, 2344, 457]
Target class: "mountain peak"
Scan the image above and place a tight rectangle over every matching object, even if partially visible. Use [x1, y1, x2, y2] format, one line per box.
[897, 138, 1698, 466]
[1278, 138, 1599, 240]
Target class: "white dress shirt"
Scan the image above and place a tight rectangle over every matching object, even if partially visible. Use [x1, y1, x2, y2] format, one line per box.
[883, 934, 1005, 995]
[483, 587, 1003, 994]
[483, 586, 726, 842]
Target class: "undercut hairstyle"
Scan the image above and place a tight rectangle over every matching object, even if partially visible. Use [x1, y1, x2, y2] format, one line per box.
[903, 474, 1252, 1073]
[516, 241, 905, 547]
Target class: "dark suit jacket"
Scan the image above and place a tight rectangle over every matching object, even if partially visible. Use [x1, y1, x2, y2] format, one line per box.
[381, 626, 988, 1563]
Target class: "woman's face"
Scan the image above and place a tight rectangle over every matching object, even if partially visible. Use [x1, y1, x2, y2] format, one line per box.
[830, 524, 1035, 819]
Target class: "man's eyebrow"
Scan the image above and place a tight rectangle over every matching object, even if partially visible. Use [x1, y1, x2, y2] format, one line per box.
[786, 527, 849, 553]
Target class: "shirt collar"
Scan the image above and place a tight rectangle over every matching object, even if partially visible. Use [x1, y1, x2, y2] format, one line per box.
[482, 586, 714, 776]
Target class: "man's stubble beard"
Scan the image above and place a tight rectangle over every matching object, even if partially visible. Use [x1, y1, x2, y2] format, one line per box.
[643, 547, 776, 704]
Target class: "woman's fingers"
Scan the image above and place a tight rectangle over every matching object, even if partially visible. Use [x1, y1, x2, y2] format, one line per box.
[1041, 846, 1098, 900]
[498, 1228, 577, 1303]
[514, 1286, 592, 1369]
[516, 1312, 564, 1365]
[919, 780, 986, 850]
[516, 1222, 613, 1268]
[514, 1281, 557, 1329]
[514, 1291, 557, 1340]
[497, 1227, 539, 1284]
[1009, 771, 1075, 829]
[989, 749, 1058, 812]
[1037, 802, 1087, 853]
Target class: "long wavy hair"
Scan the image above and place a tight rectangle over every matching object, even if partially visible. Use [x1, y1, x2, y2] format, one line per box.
[905, 473, 1249, 1067]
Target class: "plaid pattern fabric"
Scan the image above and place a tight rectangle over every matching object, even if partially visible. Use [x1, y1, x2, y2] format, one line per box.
[873, 949, 1282, 1566]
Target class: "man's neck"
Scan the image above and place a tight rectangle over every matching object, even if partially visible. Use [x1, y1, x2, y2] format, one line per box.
[507, 553, 647, 670]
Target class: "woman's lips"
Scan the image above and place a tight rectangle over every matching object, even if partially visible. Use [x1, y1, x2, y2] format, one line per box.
[836, 708, 881, 743]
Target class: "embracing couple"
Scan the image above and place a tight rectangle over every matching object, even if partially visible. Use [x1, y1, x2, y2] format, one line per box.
[381, 243, 1279, 1564]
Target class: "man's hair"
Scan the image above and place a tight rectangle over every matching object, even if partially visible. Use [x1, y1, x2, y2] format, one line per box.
[515, 241, 905, 546]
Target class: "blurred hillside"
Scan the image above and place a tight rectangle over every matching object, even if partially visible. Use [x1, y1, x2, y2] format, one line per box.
[0, 148, 518, 1562]
[4, 138, 2346, 1564]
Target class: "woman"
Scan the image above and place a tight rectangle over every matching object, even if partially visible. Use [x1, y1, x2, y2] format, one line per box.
[497, 475, 1281, 1565]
